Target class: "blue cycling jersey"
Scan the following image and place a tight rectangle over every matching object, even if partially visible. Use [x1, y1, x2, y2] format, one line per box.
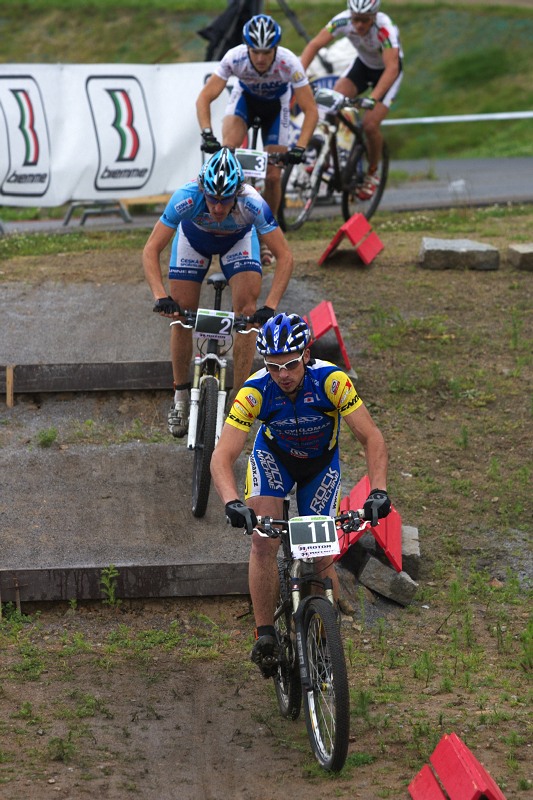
[227, 358, 362, 459]
[159, 181, 278, 237]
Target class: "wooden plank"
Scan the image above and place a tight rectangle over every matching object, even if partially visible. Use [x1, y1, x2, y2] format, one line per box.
[0, 563, 250, 603]
[0, 361, 174, 394]
[6, 364, 15, 407]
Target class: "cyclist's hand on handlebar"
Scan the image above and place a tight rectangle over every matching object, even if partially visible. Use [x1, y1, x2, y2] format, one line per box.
[358, 97, 376, 110]
[254, 305, 275, 325]
[201, 128, 221, 154]
[363, 489, 391, 527]
[285, 145, 306, 165]
[153, 296, 181, 315]
[225, 500, 258, 533]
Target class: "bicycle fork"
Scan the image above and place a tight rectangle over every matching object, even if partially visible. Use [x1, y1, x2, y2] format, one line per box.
[290, 562, 335, 691]
[186, 354, 228, 450]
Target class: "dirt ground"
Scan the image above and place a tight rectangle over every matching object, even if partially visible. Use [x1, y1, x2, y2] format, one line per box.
[1, 212, 532, 799]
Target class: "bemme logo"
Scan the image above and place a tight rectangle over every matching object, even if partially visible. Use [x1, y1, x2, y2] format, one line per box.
[106, 89, 139, 162]
[87, 75, 155, 191]
[11, 89, 39, 166]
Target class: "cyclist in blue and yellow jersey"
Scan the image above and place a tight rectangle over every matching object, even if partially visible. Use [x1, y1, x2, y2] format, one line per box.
[211, 312, 391, 677]
[143, 148, 293, 439]
[300, 0, 403, 201]
[196, 13, 318, 266]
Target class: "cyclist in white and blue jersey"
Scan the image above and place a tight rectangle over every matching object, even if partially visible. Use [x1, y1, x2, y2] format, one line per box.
[143, 148, 293, 439]
[196, 14, 318, 266]
[301, 0, 403, 201]
[211, 312, 391, 677]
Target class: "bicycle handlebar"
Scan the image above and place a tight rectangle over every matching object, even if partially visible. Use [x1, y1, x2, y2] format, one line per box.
[168, 309, 260, 334]
[253, 508, 369, 538]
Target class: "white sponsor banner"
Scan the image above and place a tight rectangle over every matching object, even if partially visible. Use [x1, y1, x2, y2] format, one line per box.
[0, 62, 228, 207]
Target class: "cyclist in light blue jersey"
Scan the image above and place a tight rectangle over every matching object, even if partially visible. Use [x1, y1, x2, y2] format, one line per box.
[211, 312, 391, 677]
[143, 148, 293, 439]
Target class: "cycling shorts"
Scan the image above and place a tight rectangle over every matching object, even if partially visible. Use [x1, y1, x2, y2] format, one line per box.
[168, 220, 262, 283]
[244, 428, 342, 517]
[226, 85, 291, 146]
[341, 57, 403, 108]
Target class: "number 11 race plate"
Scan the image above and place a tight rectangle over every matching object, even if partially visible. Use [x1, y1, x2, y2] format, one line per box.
[288, 515, 340, 560]
[194, 309, 234, 340]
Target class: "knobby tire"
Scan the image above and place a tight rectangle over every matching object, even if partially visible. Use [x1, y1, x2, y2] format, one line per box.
[341, 139, 389, 222]
[273, 562, 302, 720]
[302, 597, 350, 772]
[191, 375, 218, 518]
[278, 159, 327, 231]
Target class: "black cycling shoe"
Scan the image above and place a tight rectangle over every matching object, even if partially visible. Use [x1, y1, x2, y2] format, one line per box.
[251, 634, 280, 679]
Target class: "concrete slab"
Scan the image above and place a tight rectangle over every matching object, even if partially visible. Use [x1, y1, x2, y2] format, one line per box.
[419, 237, 500, 271]
[508, 243, 533, 271]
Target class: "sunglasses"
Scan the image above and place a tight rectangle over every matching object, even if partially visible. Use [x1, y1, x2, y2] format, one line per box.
[352, 15, 373, 23]
[204, 193, 236, 206]
[251, 48, 274, 56]
[264, 353, 305, 373]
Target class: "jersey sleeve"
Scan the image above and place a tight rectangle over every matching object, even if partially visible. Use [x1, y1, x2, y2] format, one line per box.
[323, 370, 363, 416]
[160, 183, 202, 229]
[225, 385, 263, 432]
[325, 11, 351, 39]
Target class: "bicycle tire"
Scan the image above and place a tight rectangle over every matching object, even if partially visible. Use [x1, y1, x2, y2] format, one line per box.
[191, 375, 218, 518]
[278, 158, 328, 231]
[273, 562, 302, 720]
[302, 597, 350, 772]
[341, 139, 389, 222]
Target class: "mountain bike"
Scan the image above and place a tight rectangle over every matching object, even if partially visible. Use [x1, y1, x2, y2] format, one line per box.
[170, 273, 258, 518]
[251, 506, 372, 771]
[278, 87, 389, 231]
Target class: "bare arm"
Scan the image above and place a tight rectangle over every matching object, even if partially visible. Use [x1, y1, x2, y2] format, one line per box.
[196, 74, 228, 131]
[210, 423, 249, 503]
[142, 221, 175, 301]
[370, 47, 400, 102]
[291, 84, 319, 148]
[343, 404, 388, 490]
[300, 29, 334, 72]
[259, 226, 294, 310]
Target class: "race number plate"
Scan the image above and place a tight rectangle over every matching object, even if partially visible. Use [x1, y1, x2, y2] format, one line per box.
[288, 515, 340, 560]
[194, 309, 235, 340]
[234, 148, 268, 179]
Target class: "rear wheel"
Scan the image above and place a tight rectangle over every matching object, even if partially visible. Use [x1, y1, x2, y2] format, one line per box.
[302, 597, 349, 772]
[278, 155, 328, 231]
[341, 139, 389, 222]
[191, 376, 218, 518]
[273, 562, 301, 720]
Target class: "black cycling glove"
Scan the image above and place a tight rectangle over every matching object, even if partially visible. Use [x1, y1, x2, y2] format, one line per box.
[201, 128, 221, 154]
[363, 489, 391, 527]
[225, 500, 258, 533]
[254, 305, 275, 325]
[153, 296, 181, 315]
[285, 145, 306, 165]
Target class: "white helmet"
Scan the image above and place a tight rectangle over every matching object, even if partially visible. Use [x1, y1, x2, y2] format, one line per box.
[348, 0, 381, 14]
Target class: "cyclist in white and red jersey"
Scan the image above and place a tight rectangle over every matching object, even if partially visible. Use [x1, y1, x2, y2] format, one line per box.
[196, 14, 318, 266]
[300, 0, 403, 200]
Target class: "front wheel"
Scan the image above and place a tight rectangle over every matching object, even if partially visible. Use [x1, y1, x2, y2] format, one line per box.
[341, 140, 389, 222]
[273, 563, 302, 720]
[278, 155, 328, 232]
[191, 375, 218, 518]
[302, 597, 349, 772]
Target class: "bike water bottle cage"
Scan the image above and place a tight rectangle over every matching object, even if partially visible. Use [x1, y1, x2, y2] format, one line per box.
[347, 0, 380, 14]
[199, 147, 244, 198]
[256, 312, 311, 356]
[243, 14, 282, 50]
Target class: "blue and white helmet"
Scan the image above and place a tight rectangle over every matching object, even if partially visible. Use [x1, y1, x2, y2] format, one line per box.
[256, 313, 311, 356]
[198, 147, 244, 198]
[243, 14, 282, 50]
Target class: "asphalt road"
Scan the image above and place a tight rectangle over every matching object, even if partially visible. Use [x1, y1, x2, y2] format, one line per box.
[0, 157, 531, 237]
